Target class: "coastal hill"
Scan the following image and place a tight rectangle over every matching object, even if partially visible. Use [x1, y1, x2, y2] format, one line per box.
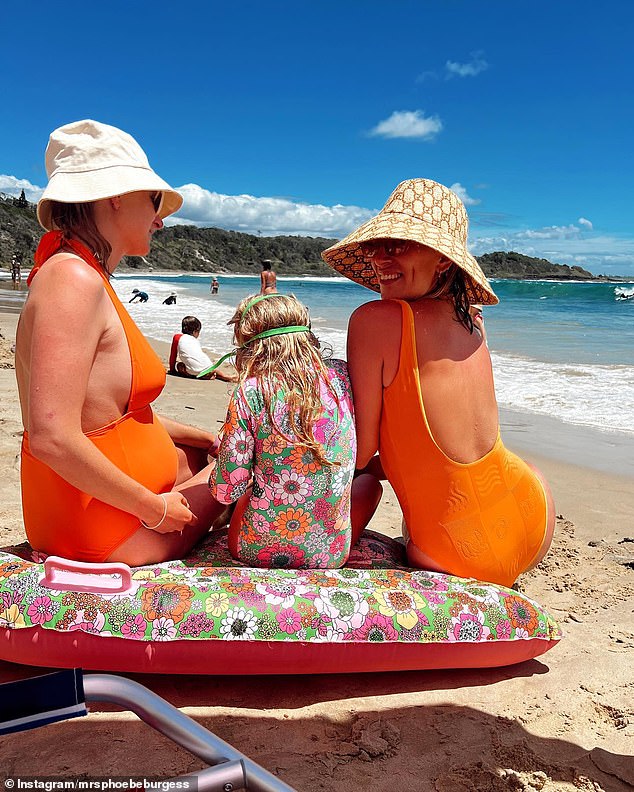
[0, 192, 598, 280]
[476, 251, 595, 281]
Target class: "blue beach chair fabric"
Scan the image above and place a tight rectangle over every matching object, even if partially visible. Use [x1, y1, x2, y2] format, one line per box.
[0, 670, 296, 792]
[0, 668, 86, 735]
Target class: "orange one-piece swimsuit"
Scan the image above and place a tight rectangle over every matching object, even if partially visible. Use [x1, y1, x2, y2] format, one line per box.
[21, 231, 179, 562]
[379, 300, 549, 588]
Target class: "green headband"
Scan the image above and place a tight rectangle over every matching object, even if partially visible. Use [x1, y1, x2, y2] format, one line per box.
[241, 292, 279, 314]
[196, 294, 310, 378]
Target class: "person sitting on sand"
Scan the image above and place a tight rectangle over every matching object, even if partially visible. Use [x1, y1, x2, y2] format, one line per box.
[322, 179, 555, 587]
[129, 288, 149, 303]
[211, 293, 382, 568]
[260, 260, 277, 294]
[169, 315, 236, 382]
[15, 119, 227, 567]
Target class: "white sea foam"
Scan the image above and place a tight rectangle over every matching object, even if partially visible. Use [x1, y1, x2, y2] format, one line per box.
[112, 276, 350, 359]
[614, 286, 634, 301]
[491, 352, 634, 435]
[112, 278, 237, 356]
[116, 271, 350, 284]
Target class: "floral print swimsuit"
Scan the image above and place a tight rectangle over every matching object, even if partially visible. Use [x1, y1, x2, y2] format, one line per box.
[212, 360, 356, 569]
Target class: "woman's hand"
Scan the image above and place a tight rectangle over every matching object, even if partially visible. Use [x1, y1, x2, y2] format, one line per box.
[141, 492, 197, 534]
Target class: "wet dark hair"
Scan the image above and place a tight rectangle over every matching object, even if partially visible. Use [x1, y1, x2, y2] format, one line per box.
[427, 264, 474, 333]
[48, 201, 111, 274]
[181, 315, 202, 334]
[261, 260, 272, 270]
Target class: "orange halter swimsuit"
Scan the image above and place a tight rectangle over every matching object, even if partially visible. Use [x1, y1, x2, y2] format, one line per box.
[21, 232, 179, 562]
[379, 300, 548, 587]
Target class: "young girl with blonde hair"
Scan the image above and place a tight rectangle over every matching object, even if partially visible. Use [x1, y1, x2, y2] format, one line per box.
[209, 293, 381, 568]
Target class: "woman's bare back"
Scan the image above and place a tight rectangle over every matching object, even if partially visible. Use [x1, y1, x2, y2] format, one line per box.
[386, 299, 499, 464]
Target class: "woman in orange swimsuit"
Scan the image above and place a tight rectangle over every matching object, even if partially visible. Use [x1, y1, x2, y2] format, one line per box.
[322, 179, 555, 587]
[15, 120, 226, 566]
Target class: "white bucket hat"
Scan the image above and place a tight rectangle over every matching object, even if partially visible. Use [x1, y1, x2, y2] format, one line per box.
[37, 119, 183, 231]
[322, 178, 498, 306]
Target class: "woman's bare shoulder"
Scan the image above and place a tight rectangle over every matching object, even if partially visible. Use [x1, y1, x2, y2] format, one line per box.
[30, 253, 106, 296]
[348, 300, 402, 360]
[26, 254, 111, 334]
[349, 299, 402, 325]
[38, 251, 103, 277]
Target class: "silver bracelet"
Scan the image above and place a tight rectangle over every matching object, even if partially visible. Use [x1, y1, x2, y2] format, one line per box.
[141, 493, 168, 530]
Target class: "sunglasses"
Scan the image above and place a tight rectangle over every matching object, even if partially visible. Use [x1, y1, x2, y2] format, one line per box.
[150, 192, 163, 213]
[361, 239, 410, 259]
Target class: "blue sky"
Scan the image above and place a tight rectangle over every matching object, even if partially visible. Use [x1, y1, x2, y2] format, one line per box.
[2, 1, 633, 275]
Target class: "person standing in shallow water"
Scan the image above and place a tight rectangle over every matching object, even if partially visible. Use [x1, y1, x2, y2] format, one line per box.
[11, 254, 22, 286]
[260, 259, 277, 294]
[15, 120, 226, 567]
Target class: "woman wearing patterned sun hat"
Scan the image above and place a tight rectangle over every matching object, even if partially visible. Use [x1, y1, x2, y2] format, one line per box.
[322, 179, 555, 587]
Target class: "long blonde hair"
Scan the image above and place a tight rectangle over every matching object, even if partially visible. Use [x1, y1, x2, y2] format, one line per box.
[230, 294, 338, 465]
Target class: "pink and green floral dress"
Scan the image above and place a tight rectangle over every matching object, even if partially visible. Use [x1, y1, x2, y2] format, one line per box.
[212, 359, 356, 569]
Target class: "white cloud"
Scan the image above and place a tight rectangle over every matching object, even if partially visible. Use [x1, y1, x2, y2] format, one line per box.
[449, 183, 480, 206]
[172, 184, 376, 238]
[368, 110, 443, 140]
[415, 70, 438, 83]
[0, 173, 376, 238]
[514, 224, 582, 241]
[507, 218, 595, 241]
[445, 54, 488, 78]
[0, 175, 44, 203]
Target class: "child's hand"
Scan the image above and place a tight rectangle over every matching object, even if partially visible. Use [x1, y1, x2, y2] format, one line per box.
[209, 434, 222, 458]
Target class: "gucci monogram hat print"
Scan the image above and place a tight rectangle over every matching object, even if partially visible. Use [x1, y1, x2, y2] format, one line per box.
[322, 179, 498, 306]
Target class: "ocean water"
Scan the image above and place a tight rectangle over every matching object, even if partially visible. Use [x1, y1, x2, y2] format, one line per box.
[111, 273, 634, 437]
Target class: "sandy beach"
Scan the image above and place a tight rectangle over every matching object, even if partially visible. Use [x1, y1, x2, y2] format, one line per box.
[0, 307, 632, 792]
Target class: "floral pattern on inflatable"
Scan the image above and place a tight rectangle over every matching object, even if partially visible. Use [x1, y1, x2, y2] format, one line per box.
[0, 530, 561, 646]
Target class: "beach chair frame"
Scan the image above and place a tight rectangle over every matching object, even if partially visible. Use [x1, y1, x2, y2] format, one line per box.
[1, 670, 296, 792]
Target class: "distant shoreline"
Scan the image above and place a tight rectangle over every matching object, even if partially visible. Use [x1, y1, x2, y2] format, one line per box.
[3, 269, 631, 285]
[118, 269, 633, 283]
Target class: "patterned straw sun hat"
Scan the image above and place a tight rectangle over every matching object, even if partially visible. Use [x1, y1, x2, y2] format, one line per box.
[321, 179, 498, 305]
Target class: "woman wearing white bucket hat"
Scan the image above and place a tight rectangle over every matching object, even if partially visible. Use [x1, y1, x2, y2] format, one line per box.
[16, 120, 226, 566]
[322, 179, 555, 587]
